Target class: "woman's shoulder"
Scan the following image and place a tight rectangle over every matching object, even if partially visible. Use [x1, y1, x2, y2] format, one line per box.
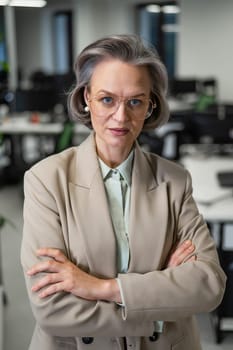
[25, 146, 78, 184]
[143, 151, 190, 184]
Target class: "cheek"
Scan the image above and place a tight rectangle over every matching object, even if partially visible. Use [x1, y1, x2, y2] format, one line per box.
[132, 120, 144, 134]
[90, 114, 103, 130]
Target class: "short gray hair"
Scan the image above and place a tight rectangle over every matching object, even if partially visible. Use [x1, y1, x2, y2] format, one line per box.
[68, 34, 169, 130]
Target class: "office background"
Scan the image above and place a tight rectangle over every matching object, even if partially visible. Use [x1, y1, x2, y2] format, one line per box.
[5, 0, 233, 101]
[1, 0, 233, 349]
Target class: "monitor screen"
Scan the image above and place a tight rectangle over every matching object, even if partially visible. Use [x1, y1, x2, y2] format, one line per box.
[10, 89, 58, 113]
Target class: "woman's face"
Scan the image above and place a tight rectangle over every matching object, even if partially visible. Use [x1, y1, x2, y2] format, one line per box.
[85, 58, 152, 165]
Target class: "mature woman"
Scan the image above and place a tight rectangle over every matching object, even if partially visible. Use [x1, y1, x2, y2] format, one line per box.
[21, 34, 226, 350]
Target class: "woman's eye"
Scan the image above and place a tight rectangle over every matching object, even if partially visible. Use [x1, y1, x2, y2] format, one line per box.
[101, 96, 114, 105]
[128, 99, 142, 107]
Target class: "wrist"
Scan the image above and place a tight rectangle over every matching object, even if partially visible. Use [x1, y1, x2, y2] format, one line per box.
[102, 278, 122, 303]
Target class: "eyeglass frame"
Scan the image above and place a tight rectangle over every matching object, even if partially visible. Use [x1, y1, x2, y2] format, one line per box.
[86, 93, 157, 120]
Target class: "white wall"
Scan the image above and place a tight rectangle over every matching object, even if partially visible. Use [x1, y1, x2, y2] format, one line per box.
[15, 0, 75, 78]
[15, 7, 44, 78]
[178, 0, 233, 101]
[10, 0, 233, 101]
[73, 0, 134, 54]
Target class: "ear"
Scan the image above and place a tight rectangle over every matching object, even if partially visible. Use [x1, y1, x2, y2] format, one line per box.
[84, 86, 90, 106]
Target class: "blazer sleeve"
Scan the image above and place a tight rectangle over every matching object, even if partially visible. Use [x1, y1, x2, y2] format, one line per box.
[118, 170, 226, 323]
[21, 169, 154, 338]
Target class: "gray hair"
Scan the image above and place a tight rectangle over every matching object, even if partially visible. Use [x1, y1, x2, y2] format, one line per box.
[68, 34, 169, 130]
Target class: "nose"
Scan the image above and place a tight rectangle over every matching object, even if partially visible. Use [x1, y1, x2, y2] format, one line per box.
[112, 100, 129, 122]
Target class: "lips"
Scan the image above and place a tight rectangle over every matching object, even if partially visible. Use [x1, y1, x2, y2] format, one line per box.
[109, 128, 129, 136]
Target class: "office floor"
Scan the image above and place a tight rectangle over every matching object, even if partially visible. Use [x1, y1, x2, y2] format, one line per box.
[0, 184, 233, 350]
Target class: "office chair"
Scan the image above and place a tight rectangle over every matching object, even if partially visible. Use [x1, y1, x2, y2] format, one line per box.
[30, 71, 56, 90]
[138, 131, 164, 156]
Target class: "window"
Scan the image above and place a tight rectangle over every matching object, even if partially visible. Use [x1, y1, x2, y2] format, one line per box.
[136, 2, 180, 78]
[53, 11, 73, 74]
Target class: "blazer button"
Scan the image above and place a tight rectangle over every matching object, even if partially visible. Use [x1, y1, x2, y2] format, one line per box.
[149, 332, 159, 342]
[82, 337, 94, 344]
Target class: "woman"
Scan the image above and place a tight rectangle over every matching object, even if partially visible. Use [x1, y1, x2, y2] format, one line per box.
[21, 34, 226, 350]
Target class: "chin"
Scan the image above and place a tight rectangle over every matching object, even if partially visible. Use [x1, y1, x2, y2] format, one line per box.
[108, 135, 133, 148]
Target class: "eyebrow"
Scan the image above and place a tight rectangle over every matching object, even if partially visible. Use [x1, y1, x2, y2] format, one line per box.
[95, 90, 147, 98]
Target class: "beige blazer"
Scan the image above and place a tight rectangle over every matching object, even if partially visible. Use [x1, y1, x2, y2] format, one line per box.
[21, 132, 226, 350]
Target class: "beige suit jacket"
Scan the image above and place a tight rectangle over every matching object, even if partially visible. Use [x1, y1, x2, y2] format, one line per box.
[21, 132, 226, 350]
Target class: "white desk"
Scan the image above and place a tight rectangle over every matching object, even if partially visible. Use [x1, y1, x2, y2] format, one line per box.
[168, 97, 193, 113]
[181, 156, 233, 223]
[182, 155, 233, 343]
[0, 115, 90, 136]
[0, 116, 90, 176]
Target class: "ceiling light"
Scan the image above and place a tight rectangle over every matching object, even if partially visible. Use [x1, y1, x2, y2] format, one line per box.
[0, 0, 47, 7]
[146, 5, 161, 13]
[162, 5, 180, 14]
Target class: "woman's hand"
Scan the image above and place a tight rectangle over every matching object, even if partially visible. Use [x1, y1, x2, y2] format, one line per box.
[166, 240, 196, 268]
[27, 241, 195, 301]
[27, 248, 121, 302]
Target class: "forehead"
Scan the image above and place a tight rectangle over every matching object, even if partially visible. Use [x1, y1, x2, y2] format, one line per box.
[89, 58, 151, 94]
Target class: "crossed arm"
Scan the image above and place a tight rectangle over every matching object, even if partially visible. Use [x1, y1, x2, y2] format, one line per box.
[27, 241, 196, 303]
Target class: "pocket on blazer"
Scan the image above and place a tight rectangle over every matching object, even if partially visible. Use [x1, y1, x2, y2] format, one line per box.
[54, 336, 77, 349]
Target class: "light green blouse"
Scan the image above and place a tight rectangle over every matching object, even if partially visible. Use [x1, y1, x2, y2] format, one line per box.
[98, 150, 163, 333]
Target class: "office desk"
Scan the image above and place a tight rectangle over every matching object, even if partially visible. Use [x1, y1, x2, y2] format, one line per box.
[181, 156, 233, 223]
[0, 116, 90, 180]
[0, 115, 89, 135]
[168, 97, 193, 113]
[0, 116, 63, 176]
[181, 155, 233, 343]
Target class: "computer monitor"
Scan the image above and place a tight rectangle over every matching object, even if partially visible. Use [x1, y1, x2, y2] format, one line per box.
[169, 78, 199, 96]
[187, 112, 233, 145]
[10, 88, 58, 113]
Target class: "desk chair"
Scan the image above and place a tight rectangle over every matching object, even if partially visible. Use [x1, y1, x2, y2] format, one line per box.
[138, 131, 164, 156]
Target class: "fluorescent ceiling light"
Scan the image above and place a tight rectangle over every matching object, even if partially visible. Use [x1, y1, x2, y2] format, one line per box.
[162, 5, 180, 14]
[0, 0, 47, 7]
[146, 5, 160, 13]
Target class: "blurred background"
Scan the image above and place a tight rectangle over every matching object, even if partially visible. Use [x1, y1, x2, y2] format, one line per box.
[0, 0, 233, 349]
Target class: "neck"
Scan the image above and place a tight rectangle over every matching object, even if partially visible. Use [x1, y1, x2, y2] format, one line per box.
[97, 148, 131, 168]
[94, 134, 134, 168]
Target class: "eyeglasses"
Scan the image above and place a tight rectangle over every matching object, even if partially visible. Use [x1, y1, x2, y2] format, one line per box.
[87, 94, 156, 120]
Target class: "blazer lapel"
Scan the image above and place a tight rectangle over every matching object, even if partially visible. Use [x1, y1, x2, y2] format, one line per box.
[69, 133, 117, 278]
[128, 144, 169, 273]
